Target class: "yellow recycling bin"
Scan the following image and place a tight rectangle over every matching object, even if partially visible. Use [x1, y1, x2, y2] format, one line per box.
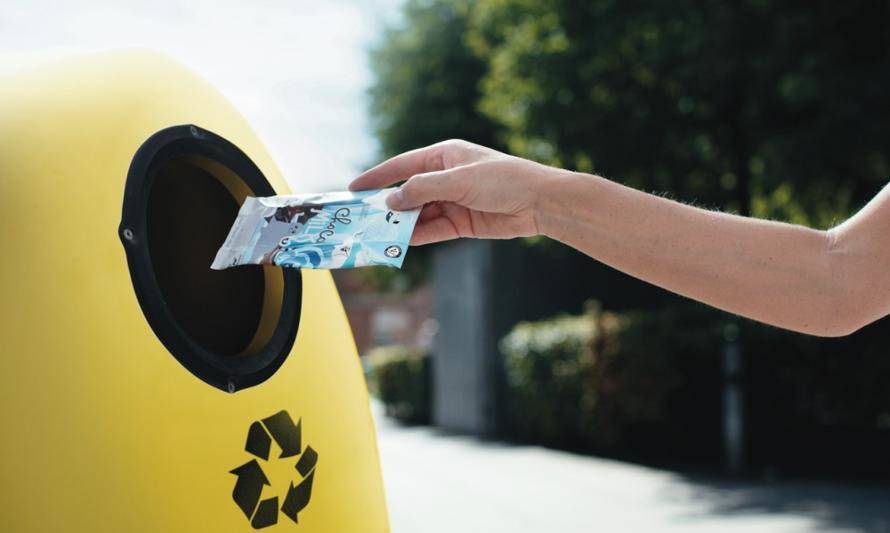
[0, 51, 389, 532]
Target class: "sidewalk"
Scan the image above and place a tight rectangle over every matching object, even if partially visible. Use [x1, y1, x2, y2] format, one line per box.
[373, 405, 890, 533]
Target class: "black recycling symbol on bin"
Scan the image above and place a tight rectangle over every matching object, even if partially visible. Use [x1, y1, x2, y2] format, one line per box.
[230, 410, 319, 529]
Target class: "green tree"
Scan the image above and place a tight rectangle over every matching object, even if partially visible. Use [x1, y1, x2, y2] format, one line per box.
[366, 0, 502, 289]
[469, 0, 890, 224]
[370, 0, 501, 156]
[367, 0, 890, 288]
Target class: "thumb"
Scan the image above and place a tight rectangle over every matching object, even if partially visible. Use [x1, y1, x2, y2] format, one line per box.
[386, 167, 472, 210]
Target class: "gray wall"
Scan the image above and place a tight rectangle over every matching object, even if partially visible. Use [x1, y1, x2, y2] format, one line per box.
[431, 240, 495, 435]
[431, 240, 525, 436]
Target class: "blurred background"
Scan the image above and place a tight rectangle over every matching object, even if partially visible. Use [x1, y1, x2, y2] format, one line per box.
[356, 1, 890, 531]
[6, 0, 890, 531]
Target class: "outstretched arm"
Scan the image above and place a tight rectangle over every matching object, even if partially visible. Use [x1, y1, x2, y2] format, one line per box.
[351, 140, 890, 337]
[539, 171, 890, 337]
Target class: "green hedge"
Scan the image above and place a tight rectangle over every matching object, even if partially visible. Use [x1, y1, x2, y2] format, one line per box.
[498, 302, 772, 458]
[501, 303, 695, 450]
[367, 346, 431, 424]
[500, 301, 890, 472]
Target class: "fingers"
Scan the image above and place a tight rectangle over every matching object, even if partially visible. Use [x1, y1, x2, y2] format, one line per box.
[386, 167, 473, 210]
[350, 143, 448, 191]
[418, 202, 444, 222]
[410, 217, 461, 246]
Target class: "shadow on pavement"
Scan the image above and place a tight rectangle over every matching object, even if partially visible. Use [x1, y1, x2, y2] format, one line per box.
[672, 474, 890, 532]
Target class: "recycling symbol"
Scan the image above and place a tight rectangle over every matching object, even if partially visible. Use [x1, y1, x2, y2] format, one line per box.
[230, 410, 318, 529]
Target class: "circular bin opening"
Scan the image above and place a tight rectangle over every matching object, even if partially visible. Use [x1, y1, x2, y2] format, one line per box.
[120, 125, 301, 393]
[149, 157, 263, 356]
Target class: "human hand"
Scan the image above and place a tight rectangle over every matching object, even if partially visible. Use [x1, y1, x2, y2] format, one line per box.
[349, 140, 556, 245]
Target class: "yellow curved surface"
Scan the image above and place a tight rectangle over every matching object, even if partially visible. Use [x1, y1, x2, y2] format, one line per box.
[0, 50, 388, 532]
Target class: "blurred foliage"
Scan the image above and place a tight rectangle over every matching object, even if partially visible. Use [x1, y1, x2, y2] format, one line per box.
[367, 1, 890, 472]
[500, 303, 685, 451]
[468, 0, 890, 223]
[370, 0, 502, 158]
[367, 345, 432, 424]
[367, 0, 890, 290]
[500, 302, 890, 472]
[371, 0, 890, 227]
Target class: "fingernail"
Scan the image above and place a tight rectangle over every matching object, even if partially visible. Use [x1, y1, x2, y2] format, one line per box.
[387, 188, 404, 209]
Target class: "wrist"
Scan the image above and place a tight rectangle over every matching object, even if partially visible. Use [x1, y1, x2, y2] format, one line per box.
[533, 167, 601, 239]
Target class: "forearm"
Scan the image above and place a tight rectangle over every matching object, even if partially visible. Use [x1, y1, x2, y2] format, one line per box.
[356, 139, 890, 335]
[536, 171, 855, 336]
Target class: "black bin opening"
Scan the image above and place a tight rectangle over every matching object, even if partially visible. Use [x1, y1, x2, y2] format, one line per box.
[148, 158, 264, 356]
[120, 125, 301, 393]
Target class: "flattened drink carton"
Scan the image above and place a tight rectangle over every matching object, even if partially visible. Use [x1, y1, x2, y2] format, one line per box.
[211, 188, 420, 270]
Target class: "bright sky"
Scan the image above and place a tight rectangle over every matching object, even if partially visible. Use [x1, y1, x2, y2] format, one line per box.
[0, 0, 403, 192]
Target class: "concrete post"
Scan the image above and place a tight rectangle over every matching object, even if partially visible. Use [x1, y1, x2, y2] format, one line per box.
[431, 240, 497, 436]
[722, 324, 745, 475]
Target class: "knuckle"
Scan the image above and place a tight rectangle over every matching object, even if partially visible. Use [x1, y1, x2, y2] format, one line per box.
[431, 139, 470, 168]
[402, 174, 427, 198]
[435, 138, 466, 152]
[444, 138, 469, 149]
[401, 176, 418, 195]
[425, 145, 446, 172]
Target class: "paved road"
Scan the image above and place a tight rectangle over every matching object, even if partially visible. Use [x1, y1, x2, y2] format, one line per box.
[374, 406, 890, 533]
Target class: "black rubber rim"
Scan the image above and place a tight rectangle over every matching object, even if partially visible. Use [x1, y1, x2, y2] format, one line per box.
[119, 124, 301, 393]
